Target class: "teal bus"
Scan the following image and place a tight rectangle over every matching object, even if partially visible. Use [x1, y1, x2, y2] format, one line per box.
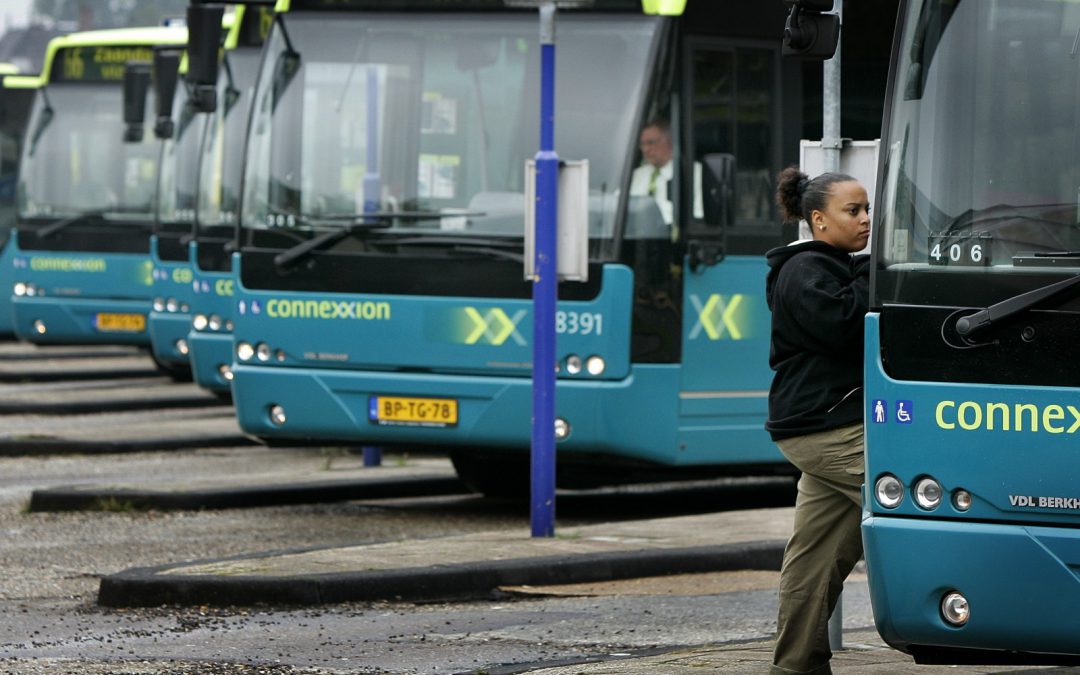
[864, 0, 1080, 664]
[146, 49, 205, 377]
[227, 0, 896, 493]
[0, 64, 37, 338]
[8, 26, 187, 346]
[186, 4, 270, 394]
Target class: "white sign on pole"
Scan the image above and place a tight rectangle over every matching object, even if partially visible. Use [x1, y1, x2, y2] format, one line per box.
[524, 159, 589, 282]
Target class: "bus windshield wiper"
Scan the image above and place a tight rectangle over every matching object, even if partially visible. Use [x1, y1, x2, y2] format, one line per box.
[272, 211, 481, 269]
[38, 211, 106, 238]
[37, 209, 152, 238]
[955, 274, 1080, 336]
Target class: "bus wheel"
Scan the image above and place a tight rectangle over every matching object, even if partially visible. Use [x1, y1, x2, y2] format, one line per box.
[450, 450, 528, 499]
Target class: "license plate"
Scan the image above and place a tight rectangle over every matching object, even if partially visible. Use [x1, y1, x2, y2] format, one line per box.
[369, 396, 458, 427]
[95, 312, 146, 332]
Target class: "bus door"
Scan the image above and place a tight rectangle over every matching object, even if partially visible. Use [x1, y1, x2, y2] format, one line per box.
[677, 39, 784, 466]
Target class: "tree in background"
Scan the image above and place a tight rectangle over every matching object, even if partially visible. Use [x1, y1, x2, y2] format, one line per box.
[31, 0, 188, 30]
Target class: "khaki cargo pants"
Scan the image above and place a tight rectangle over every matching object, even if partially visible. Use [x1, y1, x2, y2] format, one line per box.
[770, 422, 864, 675]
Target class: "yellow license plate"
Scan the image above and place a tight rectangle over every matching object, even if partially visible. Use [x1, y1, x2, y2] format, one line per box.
[95, 312, 146, 332]
[369, 396, 458, 427]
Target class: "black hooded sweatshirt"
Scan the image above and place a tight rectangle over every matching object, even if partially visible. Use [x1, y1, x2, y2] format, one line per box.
[764, 239, 870, 441]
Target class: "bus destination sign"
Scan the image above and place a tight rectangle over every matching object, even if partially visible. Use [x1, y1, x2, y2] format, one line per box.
[50, 46, 154, 84]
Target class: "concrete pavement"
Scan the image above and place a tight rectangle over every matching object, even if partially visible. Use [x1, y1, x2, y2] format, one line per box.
[99, 507, 793, 607]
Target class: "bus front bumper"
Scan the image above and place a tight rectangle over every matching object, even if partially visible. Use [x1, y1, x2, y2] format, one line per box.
[148, 312, 191, 365]
[188, 330, 233, 393]
[863, 514, 1080, 663]
[12, 295, 150, 346]
[231, 363, 676, 463]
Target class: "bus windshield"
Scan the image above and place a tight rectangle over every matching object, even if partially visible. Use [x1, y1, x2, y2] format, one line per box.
[241, 11, 659, 243]
[875, 0, 1080, 305]
[18, 83, 160, 221]
[157, 84, 204, 230]
[198, 48, 262, 234]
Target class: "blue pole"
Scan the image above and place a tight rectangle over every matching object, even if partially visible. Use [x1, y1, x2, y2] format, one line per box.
[531, 1, 558, 538]
[363, 65, 380, 214]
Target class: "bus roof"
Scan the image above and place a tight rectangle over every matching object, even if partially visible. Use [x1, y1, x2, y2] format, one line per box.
[37, 25, 188, 86]
[272, 0, 684, 15]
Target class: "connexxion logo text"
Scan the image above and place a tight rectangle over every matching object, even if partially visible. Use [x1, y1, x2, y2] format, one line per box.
[935, 400, 1080, 433]
[264, 298, 391, 321]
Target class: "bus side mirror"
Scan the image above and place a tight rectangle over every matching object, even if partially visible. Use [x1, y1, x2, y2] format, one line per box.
[187, 3, 225, 112]
[702, 152, 735, 230]
[782, 0, 840, 60]
[152, 48, 182, 139]
[122, 62, 151, 144]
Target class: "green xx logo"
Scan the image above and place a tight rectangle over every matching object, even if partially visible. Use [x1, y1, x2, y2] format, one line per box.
[463, 307, 527, 346]
[689, 293, 746, 340]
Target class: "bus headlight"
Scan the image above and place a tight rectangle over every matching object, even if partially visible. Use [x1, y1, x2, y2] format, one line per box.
[914, 476, 943, 510]
[218, 364, 234, 382]
[953, 489, 973, 512]
[174, 338, 189, 356]
[32, 319, 46, 335]
[586, 356, 606, 376]
[565, 355, 582, 375]
[554, 417, 570, 440]
[13, 282, 26, 296]
[208, 314, 223, 331]
[255, 342, 271, 362]
[153, 297, 165, 312]
[165, 297, 179, 313]
[192, 314, 208, 331]
[236, 341, 254, 361]
[941, 591, 970, 626]
[875, 474, 903, 508]
[269, 404, 286, 426]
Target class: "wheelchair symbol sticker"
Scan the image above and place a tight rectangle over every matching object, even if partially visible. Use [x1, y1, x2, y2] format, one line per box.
[895, 400, 913, 424]
[872, 399, 887, 424]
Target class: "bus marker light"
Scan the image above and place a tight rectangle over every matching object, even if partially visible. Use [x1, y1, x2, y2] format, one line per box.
[566, 355, 582, 375]
[275, 349, 286, 362]
[914, 477, 943, 510]
[269, 404, 286, 426]
[586, 356, 606, 376]
[953, 489, 972, 511]
[942, 591, 969, 626]
[193, 314, 208, 331]
[875, 474, 903, 508]
[256, 342, 271, 361]
[554, 417, 570, 440]
[236, 341, 254, 361]
[218, 364, 234, 382]
[225, 320, 234, 332]
[175, 338, 189, 356]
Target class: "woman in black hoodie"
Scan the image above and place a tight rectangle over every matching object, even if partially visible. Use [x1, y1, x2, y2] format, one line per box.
[767, 166, 871, 675]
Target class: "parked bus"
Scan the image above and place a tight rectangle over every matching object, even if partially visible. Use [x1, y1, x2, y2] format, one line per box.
[8, 26, 187, 346]
[863, 0, 1080, 664]
[226, 0, 895, 493]
[146, 49, 206, 378]
[187, 4, 270, 394]
[0, 64, 37, 338]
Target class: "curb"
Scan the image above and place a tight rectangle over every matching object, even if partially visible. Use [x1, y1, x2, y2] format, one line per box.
[30, 474, 471, 512]
[0, 366, 160, 383]
[98, 539, 786, 608]
[0, 434, 256, 456]
[0, 395, 225, 415]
